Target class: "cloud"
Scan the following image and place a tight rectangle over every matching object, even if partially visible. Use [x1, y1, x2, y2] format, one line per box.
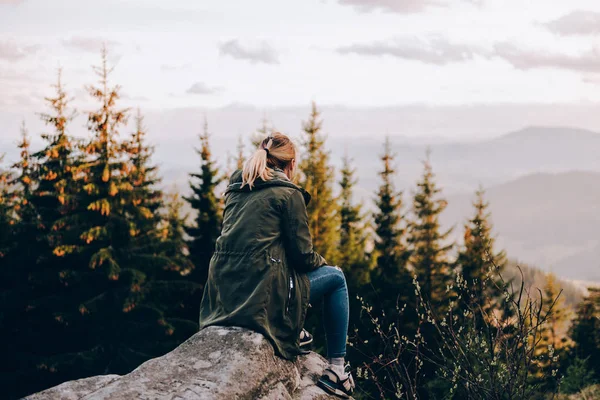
[218, 40, 279, 64]
[338, 36, 600, 73]
[0, 65, 45, 83]
[0, 92, 41, 109]
[0, 0, 25, 4]
[161, 64, 192, 72]
[62, 37, 119, 53]
[185, 82, 221, 95]
[337, 36, 483, 65]
[582, 74, 600, 85]
[121, 93, 150, 101]
[493, 42, 600, 73]
[543, 11, 600, 36]
[336, 0, 481, 14]
[0, 39, 39, 61]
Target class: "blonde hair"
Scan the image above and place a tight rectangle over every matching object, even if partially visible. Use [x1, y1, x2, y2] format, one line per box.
[242, 132, 297, 189]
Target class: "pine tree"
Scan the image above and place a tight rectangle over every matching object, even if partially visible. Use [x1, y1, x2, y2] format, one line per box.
[30, 68, 80, 279]
[54, 45, 133, 276]
[541, 274, 569, 351]
[1, 124, 58, 400]
[183, 117, 222, 287]
[0, 153, 15, 317]
[338, 153, 369, 287]
[0, 154, 13, 259]
[236, 135, 245, 171]
[160, 192, 194, 277]
[11, 123, 38, 228]
[408, 153, 453, 313]
[8, 123, 39, 282]
[28, 47, 188, 388]
[569, 287, 600, 380]
[299, 102, 339, 263]
[2, 53, 201, 400]
[126, 109, 163, 237]
[115, 110, 199, 370]
[349, 138, 414, 398]
[456, 188, 509, 321]
[256, 114, 273, 136]
[39, 47, 143, 383]
[250, 114, 274, 147]
[29, 67, 78, 290]
[0, 153, 21, 400]
[371, 138, 410, 304]
[153, 192, 201, 324]
[406, 152, 454, 390]
[123, 109, 196, 276]
[31, 68, 78, 229]
[0, 72, 81, 400]
[530, 273, 570, 392]
[560, 356, 597, 394]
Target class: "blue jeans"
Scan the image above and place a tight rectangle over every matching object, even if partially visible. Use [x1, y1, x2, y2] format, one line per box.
[307, 265, 349, 359]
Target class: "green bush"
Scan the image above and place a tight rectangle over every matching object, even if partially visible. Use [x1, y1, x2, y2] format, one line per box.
[560, 357, 597, 395]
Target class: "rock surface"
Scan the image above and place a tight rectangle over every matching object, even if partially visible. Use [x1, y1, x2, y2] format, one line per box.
[24, 326, 342, 400]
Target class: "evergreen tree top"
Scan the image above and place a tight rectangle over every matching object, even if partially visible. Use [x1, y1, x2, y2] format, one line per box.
[409, 152, 452, 242]
[373, 137, 406, 261]
[198, 117, 213, 161]
[236, 135, 245, 171]
[37, 68, 76, 140]
[129, 109, 160, 186]
[185, 116, 222, 199]
[250, 115, 274, 147]
[183, 116, 222, 285]
[301, 101, 326, 152]
[461, 188, 506, 263]
[188, 116, 221, 189]
[85, 45, 130, 155]
[298, 101, 338, 263]
[339, 155, 364, 237]
[379, 137, 396, 178]
[0, 153, 14, 206]
[11, 122, 34, 191]
[340, 153, 358, 206]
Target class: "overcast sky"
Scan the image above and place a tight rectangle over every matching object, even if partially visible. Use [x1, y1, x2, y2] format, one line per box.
[2, 0, 600, 142]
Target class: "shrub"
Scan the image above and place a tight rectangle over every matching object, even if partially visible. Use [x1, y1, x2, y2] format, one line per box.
[351, 263, 563, 399]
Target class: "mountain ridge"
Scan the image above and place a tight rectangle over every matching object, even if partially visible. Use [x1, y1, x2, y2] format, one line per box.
[443, 170, 600, 281]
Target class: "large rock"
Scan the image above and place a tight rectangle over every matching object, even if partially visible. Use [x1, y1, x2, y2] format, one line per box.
[24, 326, 342, 400]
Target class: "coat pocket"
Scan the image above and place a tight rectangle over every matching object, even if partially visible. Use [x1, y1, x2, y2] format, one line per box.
[286, 273, 294, 315]
[268, 256, 293, 315]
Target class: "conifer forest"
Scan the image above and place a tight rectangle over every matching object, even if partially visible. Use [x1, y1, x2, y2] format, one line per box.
[1, 48, 600, 400]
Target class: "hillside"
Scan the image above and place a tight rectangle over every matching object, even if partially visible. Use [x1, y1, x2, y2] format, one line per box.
[504, 261, 584, 310]
[443, 171, 600, 281]
[331, 126, 600, 196]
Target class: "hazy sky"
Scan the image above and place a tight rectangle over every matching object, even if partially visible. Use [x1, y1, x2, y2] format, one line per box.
[2, 0, 600, 144]
[2, 0, 600, 109]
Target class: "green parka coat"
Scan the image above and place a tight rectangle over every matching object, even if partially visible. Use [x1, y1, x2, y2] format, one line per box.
[198, 168, 327, 360]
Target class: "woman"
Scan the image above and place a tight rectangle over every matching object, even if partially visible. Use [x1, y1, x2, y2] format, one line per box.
[198, 132, 355, 398]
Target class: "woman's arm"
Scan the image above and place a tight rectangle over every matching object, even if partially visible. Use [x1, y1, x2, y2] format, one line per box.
[281, 190, 327, 273]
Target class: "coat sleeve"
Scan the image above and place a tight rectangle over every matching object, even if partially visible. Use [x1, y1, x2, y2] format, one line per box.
[282, 189, 327, 273]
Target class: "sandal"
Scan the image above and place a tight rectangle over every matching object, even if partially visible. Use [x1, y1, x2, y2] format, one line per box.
[299, 328, 313, 353]
[317, 366, 355, 399]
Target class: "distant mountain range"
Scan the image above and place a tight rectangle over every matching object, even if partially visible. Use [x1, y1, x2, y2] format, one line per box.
[443, 171, 600, 282]
[329, 126, 600, 197]
[156, 125, 600, 198]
